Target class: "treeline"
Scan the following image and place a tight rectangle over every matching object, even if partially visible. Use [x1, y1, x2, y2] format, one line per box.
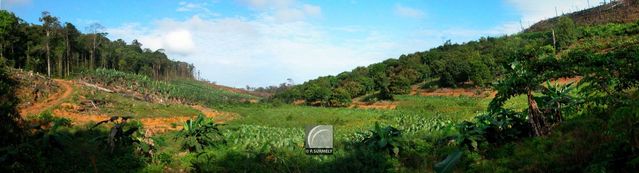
[274, 17, 580, 107]
[0, 11, 195, 80]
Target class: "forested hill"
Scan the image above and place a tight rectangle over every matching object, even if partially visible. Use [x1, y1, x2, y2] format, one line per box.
[527, 0, 639, 32]
[0, 11, 195, 81]
[273, 1, 639, 107]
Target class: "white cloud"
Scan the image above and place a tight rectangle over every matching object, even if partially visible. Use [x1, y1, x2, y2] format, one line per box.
[163, 30, 195, 55]
[394, 4, 425, 19]
[240, 0, 295, 9]
[176, 1, 220, 18]
[106, 22, 195, 56]
[238, 0, 321, 22]
[505, 0, 605, 27]
[107, 14, 425, 87]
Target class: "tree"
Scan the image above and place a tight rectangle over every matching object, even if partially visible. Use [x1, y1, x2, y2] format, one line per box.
[369, 63, 393, 100]
[0, 11, 19, 62]
[468, 59, 492, 86]
[328, 87, 352, 107]
[62, 23, 80, 76]
[87, 23, 105, 69]
[554, 16, 578, 50]
[489, 45, 559, 136]
[39, 11, 60, 77]
[304, 83, 331, 106]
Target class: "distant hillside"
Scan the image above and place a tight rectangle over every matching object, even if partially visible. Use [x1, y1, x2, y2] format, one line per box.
[526, 0, 639, 32]
[273, 0, 639, 108]
[207, 83, 271, 98]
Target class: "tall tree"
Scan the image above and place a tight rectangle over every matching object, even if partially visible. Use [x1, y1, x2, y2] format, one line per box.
[87, 23, 104, 69]
[39, 11, 60, 77]
[62, 22, 80, 76]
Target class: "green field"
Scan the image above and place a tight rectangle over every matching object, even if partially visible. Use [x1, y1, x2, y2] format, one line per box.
[140, 94, 528, 172]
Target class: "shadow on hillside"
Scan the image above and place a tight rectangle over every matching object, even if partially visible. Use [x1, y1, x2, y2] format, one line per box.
[1, 125, 148, 172]
[189, 146, 429, 173]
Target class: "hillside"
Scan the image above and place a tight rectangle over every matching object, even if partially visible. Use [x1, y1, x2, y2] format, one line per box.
[527, 0, 639, 32]
[1, 3, 639, 173]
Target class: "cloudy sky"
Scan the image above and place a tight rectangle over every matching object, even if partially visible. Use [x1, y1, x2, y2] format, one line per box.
[4, 0, 604, 87]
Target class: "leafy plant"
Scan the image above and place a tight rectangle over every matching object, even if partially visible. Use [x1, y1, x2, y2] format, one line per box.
[91, 116, 148, 153]
[538, 81, 581, 123]
[29, 111, 72, 151]
[360, 123, 403, 157]
[177, 115, 225, 152]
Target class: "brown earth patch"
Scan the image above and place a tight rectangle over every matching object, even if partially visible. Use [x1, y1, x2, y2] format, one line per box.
[415, 88, 495, 98]
[349, 101, 397, 110]
[51, 104, 235, 134]
[549, 77, 582, 85]
[20, 79, 74, 116]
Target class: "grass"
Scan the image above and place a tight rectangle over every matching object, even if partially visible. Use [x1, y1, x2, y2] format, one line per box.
[394, 95, 491, 121]
[219, 94, 530, 143]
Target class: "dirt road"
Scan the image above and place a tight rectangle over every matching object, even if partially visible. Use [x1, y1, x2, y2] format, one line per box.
[20, 79, 74, 116]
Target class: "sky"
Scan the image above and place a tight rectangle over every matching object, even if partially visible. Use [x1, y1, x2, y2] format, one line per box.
[3, 0, 605, 88]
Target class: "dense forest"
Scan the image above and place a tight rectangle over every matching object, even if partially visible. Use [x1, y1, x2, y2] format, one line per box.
[0, 11, 195, 80]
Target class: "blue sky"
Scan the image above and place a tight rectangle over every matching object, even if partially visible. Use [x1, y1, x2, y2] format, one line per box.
[3, 0, 603, 87]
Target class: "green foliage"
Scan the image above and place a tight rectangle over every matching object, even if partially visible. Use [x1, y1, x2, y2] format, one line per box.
[328, 87, 352, 107]
[177, 115, 225, 152]
[91, 116, 151, 154]
[360, 123, 402, 157]
[554, 16, 578, 50]
[274, 29, 540, 106]
[82, 68, 256, 106]
[1, 114, 150, 172]
[0, 64, 22, 146]
[457, 110, 530, 151]
[1, 11, 195, 80]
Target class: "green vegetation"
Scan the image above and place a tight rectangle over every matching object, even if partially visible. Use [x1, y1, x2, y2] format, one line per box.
[2, 3, 639, 172]
[273, 20, 550, 106]
[81, 68, 257, 106]
[0, 11, 195, 80]
[76, 85, 202, 117]
[177, 115, 225, 152]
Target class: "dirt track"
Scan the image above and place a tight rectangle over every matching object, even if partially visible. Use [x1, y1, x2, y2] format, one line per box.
[20, 79, 74, 116]
[19, 79, 234, 134]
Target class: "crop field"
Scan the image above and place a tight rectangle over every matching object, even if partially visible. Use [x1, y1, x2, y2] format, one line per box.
[135, 94, 529, 172]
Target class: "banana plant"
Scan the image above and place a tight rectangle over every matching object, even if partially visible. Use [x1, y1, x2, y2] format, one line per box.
[360, 123, 402, 157]
[539, 81, 580, 123]
[91, 116, 145, 153]
[177, 114, 225, 152]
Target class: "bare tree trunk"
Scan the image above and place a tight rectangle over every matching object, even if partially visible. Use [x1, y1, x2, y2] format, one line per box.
[65, 32, 70, 77]
[46, 30, 51, 77]
[556, 102, 563, 123]
[91, 34, 96, 69]
[527, 89, 547, 136]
